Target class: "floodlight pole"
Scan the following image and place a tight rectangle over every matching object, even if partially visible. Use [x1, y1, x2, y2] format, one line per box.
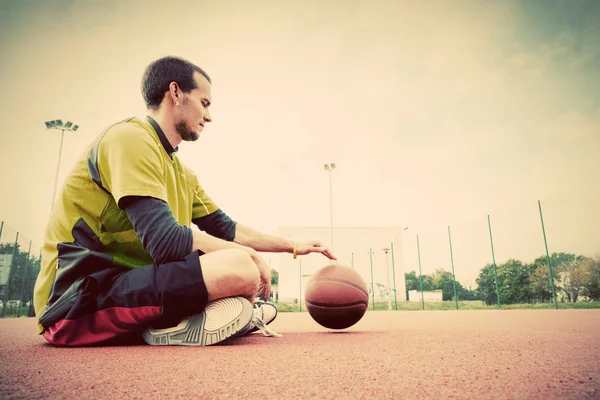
[299, 258, 302, 312]
[46, 120, 78, 211]
[390, 242, 398, 310]
[324, 162, 336, 261]
[50, 128, 65, 210]
[417, 235, 425, 311]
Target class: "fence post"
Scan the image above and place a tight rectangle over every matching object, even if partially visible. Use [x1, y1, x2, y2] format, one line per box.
[487, 215, 501, 308]
[538, 200, 558, 309]
[16, 240, 32, 318]
[448, 226, 459, 310]
[417, 235, 425, 311]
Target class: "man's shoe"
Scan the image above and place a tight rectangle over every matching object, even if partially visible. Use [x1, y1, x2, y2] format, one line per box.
[249, 301, 278, 333]
[143, 297, 253, 346]
[235, 300, 280, 337]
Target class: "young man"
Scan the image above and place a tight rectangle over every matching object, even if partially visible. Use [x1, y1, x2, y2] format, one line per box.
[33, 56, 335, 347]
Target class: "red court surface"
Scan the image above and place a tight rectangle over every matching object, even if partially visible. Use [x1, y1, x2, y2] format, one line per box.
[1, 309, 599, 399]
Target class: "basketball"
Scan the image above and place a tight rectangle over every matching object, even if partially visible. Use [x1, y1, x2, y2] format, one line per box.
[304, 264, 369, 329]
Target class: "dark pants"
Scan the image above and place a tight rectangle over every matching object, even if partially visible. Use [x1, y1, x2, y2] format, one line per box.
[40, 251, 209, 346]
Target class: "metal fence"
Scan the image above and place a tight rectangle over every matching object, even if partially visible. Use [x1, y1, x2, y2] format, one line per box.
[0, 221, 42, 318]
[277, 200, 600, 311]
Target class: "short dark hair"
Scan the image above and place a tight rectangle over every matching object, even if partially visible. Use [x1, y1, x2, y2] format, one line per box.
[141, 56, 211, 109]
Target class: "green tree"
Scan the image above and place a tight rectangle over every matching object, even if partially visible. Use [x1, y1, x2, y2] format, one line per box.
[476, 264, 501, 306]
[500, 259, 534, 304]
[474, 252, 600, 305]
[559, 257, 588, 302]
[404, 271, 434, 299]
[270, 269, 279, 286]
[532, 252, 581, 302]
[580, 255, 600, 301]
[406, 269, 478, 301]
[529, 263, 553, 302]
[404, 271, 419, 291]
[476, 259, 536, 305]
[431, 269, 456, 301]
[404, 271, 418, 300]
[458, 285, 479, 301]
[421, 275, 434, 291]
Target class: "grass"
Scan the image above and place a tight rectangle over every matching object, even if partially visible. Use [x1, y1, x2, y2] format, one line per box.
[1, 301, 598, 319]
[273, 300, 600, 313]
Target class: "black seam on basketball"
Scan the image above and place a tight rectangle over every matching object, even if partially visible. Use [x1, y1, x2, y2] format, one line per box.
[305, 300, 368, 308]
[307, 278, 369, 296]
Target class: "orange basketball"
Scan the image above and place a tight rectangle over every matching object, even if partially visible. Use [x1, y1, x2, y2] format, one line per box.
[304, 264, 369, 329]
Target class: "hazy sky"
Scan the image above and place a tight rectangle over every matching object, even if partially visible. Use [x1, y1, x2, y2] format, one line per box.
[0, 0, 598, 286]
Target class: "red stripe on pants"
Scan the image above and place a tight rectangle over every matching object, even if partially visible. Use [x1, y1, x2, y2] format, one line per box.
[43, 306, 162, 346]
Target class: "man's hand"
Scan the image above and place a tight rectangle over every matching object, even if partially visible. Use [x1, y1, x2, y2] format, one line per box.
[247, 250, 272, 302]
[296, 240, 336, 260]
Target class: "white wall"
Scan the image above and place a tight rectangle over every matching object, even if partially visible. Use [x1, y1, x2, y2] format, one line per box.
[408, 290, 443, 302]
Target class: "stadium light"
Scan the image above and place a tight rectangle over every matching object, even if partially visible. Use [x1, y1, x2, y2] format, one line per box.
[323, 162, 336, 261]
[45, 119, 79, 211]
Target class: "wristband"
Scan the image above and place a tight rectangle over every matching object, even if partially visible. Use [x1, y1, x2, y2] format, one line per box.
[293, 243, 297, 259]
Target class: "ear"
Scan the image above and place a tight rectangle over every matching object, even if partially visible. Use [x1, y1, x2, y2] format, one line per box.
[168, 82, 181, 106]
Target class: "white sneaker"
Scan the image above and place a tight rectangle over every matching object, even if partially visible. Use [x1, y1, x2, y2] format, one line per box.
[235, 301, 281, 337]
[143, 297, 253, 346]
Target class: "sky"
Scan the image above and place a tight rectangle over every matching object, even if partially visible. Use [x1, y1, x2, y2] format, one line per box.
[0, 0, 598, 287]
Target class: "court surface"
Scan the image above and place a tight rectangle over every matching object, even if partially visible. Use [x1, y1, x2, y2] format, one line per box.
[1, 309, 599, 399]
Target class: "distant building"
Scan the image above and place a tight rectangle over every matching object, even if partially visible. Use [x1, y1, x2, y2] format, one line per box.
[274, 226, 408, 304]
[408, 290, 443, 302]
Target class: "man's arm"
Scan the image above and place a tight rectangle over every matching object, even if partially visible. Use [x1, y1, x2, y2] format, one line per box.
[125, 196, 335, 263]
[190, 225, 253, 254]
[234, 223, 337, 260]
[192, 209, 237, 242]
[123, 196, 255, 263]
[233, 223, 295, 253]
[124, 196, 272, 300]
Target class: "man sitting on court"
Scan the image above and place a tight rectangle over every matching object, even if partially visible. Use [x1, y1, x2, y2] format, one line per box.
[33, 56, 335, 346]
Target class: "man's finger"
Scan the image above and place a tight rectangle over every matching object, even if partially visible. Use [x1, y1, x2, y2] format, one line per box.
[263, 281, 271, 302]
[321, 248, 337, 260]
[317, 246, 330, 255]
[256, 282, 265, 299]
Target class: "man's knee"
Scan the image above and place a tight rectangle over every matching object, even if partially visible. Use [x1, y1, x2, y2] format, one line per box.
[201, 248, 260, 300]
[227, 249, 260, 294]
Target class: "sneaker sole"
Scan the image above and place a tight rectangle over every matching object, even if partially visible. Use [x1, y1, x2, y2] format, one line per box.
[143, 297, 253, 346]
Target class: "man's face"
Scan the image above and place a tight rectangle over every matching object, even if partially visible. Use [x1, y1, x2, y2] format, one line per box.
[174, 72, 212, 142]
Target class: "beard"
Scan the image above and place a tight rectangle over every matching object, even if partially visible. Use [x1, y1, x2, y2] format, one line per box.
[175, 120, 199, 142]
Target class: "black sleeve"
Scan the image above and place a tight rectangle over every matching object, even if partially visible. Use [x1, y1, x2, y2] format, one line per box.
[121, 196, 194, 264]
[192, 209, 237, 242]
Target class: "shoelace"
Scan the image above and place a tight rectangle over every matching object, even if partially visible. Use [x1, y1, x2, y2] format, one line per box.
[252, 307, 282, 338]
